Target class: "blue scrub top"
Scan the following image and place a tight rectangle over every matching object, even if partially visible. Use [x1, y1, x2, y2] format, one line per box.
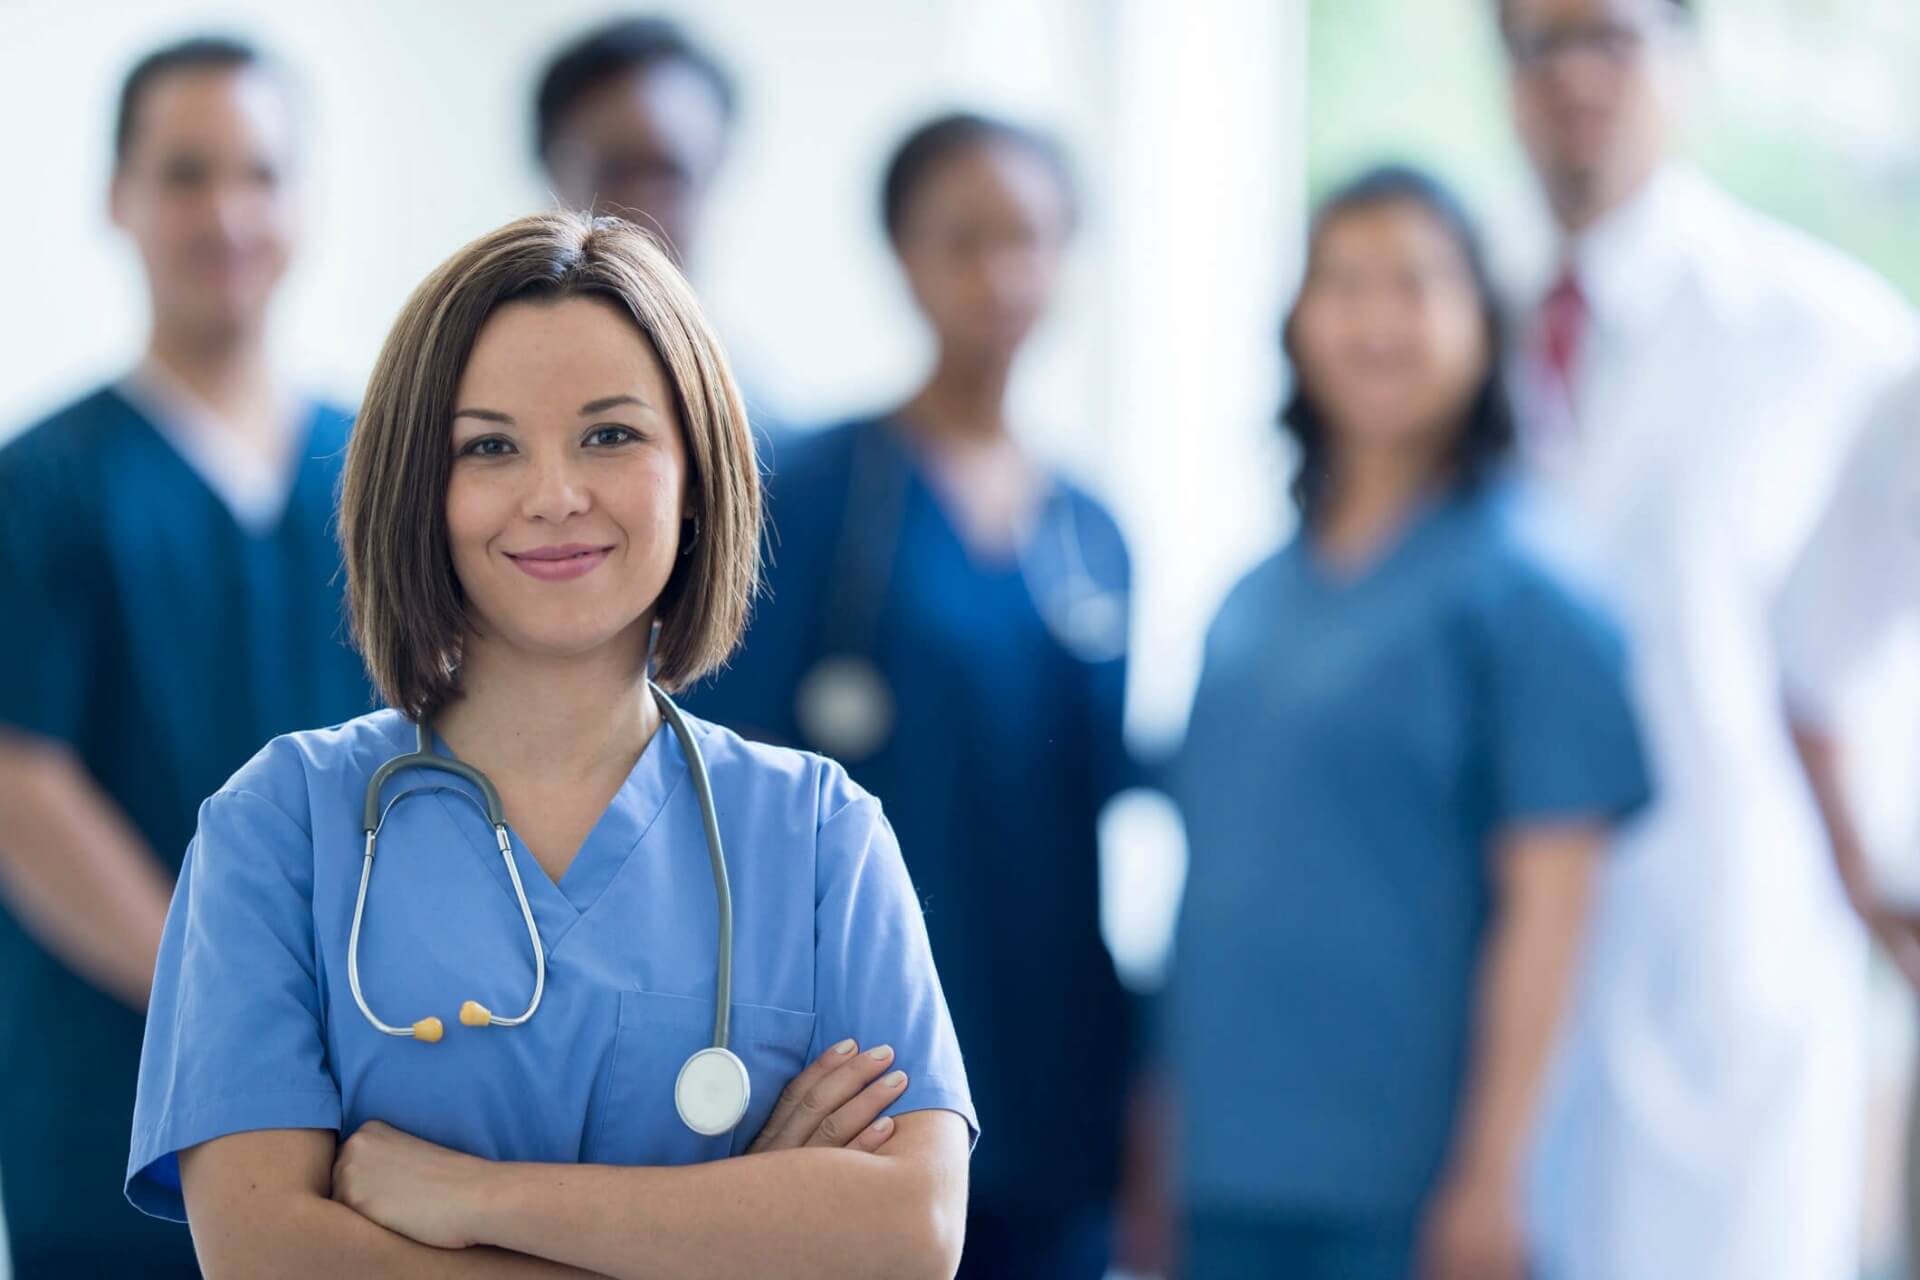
[1167, 484, 1649, 1220]
[682, 417, 1136, 1215]
[0, 387, 371, 1262]
[126, 709, 976, 1221]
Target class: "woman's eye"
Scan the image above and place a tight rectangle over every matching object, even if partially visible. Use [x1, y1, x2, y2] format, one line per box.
[459, 437, 514, 458]
[586, 425, 638, 447]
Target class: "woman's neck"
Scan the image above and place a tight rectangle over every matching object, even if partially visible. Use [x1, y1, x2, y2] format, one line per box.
[1315, 435, 1447, 568]
[897, 345, 1014, 447]
[432, 626, 660, 786]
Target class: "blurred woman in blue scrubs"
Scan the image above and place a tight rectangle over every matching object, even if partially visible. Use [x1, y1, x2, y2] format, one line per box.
[683, 113, 1138, 1278]
[125, 212, 974, 1278]
[1167, 167, 1650, 1280]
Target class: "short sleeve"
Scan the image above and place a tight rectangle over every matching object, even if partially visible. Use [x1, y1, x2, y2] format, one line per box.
[126, 787, 342, 1222]
[810, 777, 978, 1147]
[1776, 387, 1920, 726]
[1477, 569, 1652, 828]
[0, 448, 96, 745]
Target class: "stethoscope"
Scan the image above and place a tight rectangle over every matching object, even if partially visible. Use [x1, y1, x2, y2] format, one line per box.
[793, 418, 1129, 761]
[349, 682, 750, 1138]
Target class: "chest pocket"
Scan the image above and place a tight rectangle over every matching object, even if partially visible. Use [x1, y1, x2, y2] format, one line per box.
[587, 990, 816, 1166]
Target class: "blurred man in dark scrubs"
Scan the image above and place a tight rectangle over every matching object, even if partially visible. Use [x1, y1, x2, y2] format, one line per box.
[533, 17, 785, 452]
[0, 36, 369, 1276]
[534, 16, 734, 272]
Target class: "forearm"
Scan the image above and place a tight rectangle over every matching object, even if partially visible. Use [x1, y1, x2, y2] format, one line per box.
[1448, 830, 1600, 1181]
[474, 1143, 962, 1280]
[0, 733, 172, 1007]
[192, 1188, 605, 1280]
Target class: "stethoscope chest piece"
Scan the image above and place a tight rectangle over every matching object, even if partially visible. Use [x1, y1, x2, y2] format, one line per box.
[795, 654, 895, 761]
[676, 1046, 751, 1136]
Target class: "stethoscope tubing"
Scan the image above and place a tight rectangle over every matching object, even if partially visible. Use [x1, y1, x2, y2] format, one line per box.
[350, 683, 729, 1051]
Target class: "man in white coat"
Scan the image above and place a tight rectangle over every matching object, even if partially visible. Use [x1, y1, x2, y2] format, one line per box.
[1497, 1, 1919, 1276]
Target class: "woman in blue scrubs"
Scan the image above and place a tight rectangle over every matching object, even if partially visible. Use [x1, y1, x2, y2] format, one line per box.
[126, 212, 975, 1278]
[682, 114, 1137, 1278]
[1167, 167, 1650, 1280]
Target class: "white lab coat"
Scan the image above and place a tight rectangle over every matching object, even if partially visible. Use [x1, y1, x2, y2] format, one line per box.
[1513, 167, 1918, 1280]
[1776, 364, 1920, 907]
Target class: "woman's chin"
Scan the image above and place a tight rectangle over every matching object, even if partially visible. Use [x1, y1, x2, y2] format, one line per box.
[487, 618, 652, 666]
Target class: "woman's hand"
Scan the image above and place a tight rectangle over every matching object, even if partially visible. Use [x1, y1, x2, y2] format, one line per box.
[1418, 1170, 1528, 1280]
[332, 1119, 494, 1250]
[747, 1039, 909, 1154]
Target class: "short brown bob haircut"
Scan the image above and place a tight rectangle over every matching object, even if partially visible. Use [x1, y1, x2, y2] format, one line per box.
[339, 211, 761, 720]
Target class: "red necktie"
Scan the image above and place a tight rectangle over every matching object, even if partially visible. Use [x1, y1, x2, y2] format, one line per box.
[1539, 268, 1587, 397]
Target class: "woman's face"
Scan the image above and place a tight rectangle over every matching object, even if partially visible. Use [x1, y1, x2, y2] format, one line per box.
[1291, 200, 1490, 455]
[445, 296, 689, 663]
[894, 140, 1073, 364]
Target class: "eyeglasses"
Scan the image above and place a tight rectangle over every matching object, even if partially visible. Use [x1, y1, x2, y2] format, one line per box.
[544, 141, 700, 203]
[1505, 17, 1665, 70]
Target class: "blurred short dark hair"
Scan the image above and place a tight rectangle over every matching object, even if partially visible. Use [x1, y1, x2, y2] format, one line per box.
[1279, 164, 1515, 520]
[115, 35, 262, 168]
[534, 17, 736, 165]
[879, 111, 1076, 243]
[1496, 0, 1693, 37]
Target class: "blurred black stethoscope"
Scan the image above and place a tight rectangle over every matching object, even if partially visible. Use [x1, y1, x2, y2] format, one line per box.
[794, 419, 1129, 760]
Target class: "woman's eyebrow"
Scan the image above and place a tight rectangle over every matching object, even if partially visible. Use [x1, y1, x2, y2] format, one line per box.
[578, 394, 656, 416]
[452, 407, 514, 424]
[452, 396, 657, 424]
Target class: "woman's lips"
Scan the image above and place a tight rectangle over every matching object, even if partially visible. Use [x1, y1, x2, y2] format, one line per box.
[505, 544, 613, 582]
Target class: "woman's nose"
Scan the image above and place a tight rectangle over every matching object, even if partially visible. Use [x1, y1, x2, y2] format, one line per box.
[520, 449, 591, 522]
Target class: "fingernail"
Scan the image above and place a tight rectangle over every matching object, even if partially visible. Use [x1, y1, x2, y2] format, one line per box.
[883, 1070, 907, 1089]
[870, 1116, 894, 1133]
[868, 1044, 894, 1061]
[832, 1039, 856, 1055]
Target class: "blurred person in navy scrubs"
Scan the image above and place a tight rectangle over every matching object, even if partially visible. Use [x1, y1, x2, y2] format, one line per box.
[533, 16, 785, 453]
[533, 15, 733, 271]
[1167, 167, 1649, 1280]
[0, 36, 369, 1277]
[1495, 4, 1918, 1275]
[682, 113, 1139, 1279]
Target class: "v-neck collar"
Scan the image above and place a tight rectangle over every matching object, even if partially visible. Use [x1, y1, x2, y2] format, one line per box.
[871, 415, 1063, 578]
[110, 368, 314, 538]
[378, 712, 691, 956]
[1297, 489, 1459, 595]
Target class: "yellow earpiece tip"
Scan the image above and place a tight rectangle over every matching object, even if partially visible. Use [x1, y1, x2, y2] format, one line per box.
[459, 1000, 493, 1027]
[412, 1017, 444, 1044]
